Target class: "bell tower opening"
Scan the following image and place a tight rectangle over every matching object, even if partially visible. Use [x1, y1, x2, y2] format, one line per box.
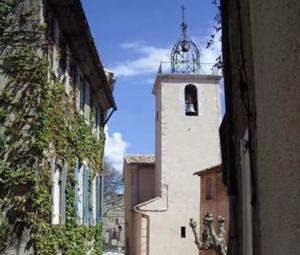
[185, 84, 198, 116]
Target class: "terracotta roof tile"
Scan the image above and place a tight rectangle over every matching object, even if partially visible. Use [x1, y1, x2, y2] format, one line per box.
[124, 154, 155, 165]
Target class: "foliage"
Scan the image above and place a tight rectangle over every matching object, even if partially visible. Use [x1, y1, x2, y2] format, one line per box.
[207, 0, 223, 70]
[103, 161, 123, 196]
[0, 1, 105, 254]
[103, 161, 124, 217]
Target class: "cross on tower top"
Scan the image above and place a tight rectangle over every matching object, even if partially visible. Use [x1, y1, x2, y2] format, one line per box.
[181, 5, 186, 24]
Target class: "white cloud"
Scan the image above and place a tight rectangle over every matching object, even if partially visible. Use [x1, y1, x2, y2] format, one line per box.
[104, 126, 129, 173]
[120, 40, 145, 49]
[111, 30, 221, 78]
[112, 43, 170, 77]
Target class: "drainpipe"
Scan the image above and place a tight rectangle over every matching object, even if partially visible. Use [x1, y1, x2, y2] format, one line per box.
[132, 184, 169, 255]
[104, 107, 116, 125]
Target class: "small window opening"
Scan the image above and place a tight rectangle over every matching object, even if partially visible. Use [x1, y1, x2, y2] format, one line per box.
[79, 77, 85, 111]
[206, 177, 213, 200]
[181, 226, 186, 238]
[185, 84, 198, 116]
[59, 36, 67, 72]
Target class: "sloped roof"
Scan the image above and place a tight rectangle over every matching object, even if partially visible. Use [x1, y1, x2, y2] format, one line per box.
[124, 154, 155, 165]
[194, 164, 222, 176]
[47, 0, 117, 110]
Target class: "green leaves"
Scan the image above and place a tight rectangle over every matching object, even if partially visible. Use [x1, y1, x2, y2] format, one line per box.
[0, 39, 104, 255]
[0, 2, 105, 252]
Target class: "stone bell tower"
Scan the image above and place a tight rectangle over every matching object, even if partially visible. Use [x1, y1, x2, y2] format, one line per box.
[151, 6, 222, 255]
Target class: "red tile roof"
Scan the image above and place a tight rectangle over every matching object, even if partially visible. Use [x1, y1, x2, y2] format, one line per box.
[124, 154, 155, 165]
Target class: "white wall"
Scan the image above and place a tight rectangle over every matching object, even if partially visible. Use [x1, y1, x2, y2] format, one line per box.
[149, 74, 221, 255]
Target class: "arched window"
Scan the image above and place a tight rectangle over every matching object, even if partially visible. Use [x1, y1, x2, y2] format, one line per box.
[184, 84, 198, 116]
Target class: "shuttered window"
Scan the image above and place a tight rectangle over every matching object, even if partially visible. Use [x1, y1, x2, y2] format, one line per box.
[77, 163, 84, 223]
[74, 159, 79, 220]
[84, 82, 91, 120]
[97, 175, 103, 222]
[51, 160, 66, 225]
[64, 44, 71, 95]
[206, 177, 213, 200]
[83, 165, 90, 225]
[52, 18, 59, 76]
[75, 162, 92, 225]
[91, 174, 103, 225]
[79, 77, 85, 112]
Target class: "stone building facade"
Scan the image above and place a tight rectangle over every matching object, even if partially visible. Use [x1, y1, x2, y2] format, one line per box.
[220, 0, 300, 254]
[0, 0, 116, 254]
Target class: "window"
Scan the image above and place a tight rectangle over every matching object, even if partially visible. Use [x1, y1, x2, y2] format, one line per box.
[79, 77, 85, 111]
[75, 163, 90, 225]
[52, 18, 60, 75]
[96, 175, 103, 223]
[59, 36, 67, 73]
[181, 226, 186, 238]
[84, 81, 91, 120]
[64, 44, 70, 95]
[74, 158, 79, 219]
[51, 160, 66, 225]
[83, 165, 90, 225]
[206, 177, 213, 200]
[95, 105, 100, 136]
[184, 84, 198, 116]
[76, 163, 84, 223]
[79, 79, 91, 119]
[75, 163, 102, 226]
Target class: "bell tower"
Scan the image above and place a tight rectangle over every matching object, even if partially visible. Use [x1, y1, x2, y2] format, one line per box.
[151, 6, 222, 255]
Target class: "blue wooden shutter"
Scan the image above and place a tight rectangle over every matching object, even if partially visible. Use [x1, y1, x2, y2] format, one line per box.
[83, 165, 90, 225]
[74, 159, 79, 221]
[96, 176, 100, 223]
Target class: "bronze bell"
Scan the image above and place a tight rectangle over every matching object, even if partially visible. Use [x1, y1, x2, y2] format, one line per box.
[186, 102, 197, 115]
[181, 40, 190, 52]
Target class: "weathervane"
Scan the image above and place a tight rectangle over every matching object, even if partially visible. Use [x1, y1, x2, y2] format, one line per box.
[170, 5, 200, 73]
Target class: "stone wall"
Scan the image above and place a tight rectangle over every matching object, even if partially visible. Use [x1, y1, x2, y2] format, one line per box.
[221, 0, 300, 254]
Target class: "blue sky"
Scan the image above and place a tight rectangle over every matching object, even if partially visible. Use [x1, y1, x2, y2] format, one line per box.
[81, 0, 222, 172]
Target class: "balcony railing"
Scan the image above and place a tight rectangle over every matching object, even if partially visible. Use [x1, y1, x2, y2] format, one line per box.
[157, 61, 221, 75]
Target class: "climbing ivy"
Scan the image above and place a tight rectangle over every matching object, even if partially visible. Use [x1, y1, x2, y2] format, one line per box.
[0, 1, 105, 254]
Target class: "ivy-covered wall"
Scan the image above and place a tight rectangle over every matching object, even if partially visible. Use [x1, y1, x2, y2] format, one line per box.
[0, 1, 107, 254]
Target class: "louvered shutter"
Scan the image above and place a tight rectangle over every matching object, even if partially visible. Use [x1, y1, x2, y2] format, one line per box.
[65, 44, 70, 94]
[91, 175, 97, 225]
[85, 82, 90, 120]
[77, 163, 84, 223]
[60, 165, 66, 225]
[99, 175, 103, 220]
[74, 159, 79, 219]
[96, 176, 100, 223]
[83, 165, 90, 225]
